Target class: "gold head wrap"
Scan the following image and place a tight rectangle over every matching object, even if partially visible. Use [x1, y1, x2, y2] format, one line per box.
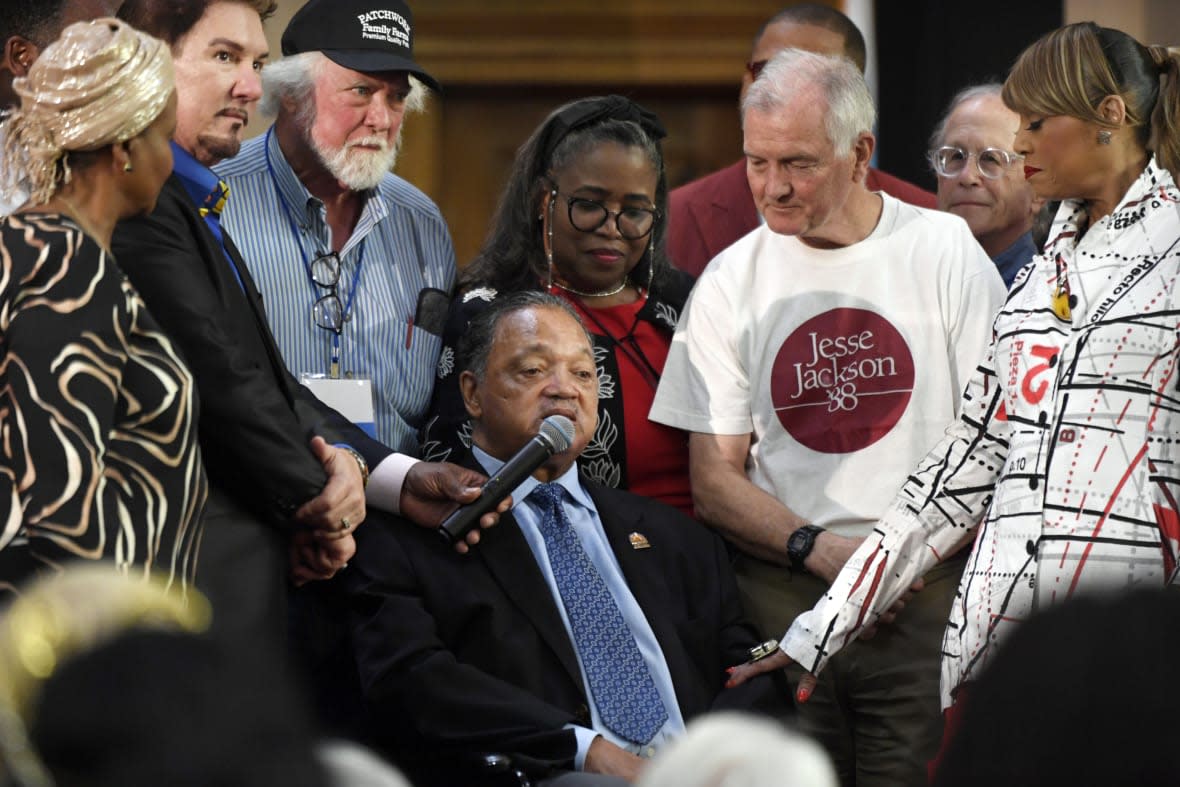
[0, 567, 210, 786]
[0, 18, 174, 205]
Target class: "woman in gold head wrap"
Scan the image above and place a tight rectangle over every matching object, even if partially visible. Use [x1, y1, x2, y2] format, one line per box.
[0, 18, 206, 598]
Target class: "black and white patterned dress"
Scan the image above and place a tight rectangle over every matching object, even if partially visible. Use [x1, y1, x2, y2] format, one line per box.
[0, 213, 206, 596]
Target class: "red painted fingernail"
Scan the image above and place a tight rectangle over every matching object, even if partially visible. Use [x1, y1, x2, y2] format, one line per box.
[797, 686, 811, 703]
[724, 678, 736, 689]
[725, 666, 735, 675]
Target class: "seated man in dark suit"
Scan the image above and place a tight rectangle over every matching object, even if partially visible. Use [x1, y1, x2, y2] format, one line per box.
[346, 291, 782, 786]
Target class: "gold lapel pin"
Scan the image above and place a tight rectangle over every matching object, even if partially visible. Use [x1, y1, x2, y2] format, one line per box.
[628, 532, 651, 550]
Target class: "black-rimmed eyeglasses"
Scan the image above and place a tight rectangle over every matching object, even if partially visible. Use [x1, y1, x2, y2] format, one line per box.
[555, 192, 659, 240]
[929, 146, 1023, 180]
[310, 250, 344, 333]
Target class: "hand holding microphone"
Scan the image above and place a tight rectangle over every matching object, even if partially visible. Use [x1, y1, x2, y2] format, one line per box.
[437, 415, 576, 545]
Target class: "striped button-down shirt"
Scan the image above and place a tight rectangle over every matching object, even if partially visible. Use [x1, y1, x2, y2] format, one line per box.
[215, 129, 455, 455]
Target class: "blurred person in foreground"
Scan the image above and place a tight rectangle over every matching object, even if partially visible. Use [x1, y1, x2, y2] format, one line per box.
[636, 712, 837, 787]
[932, 589, 1180, 787]
[929, 84, 1043, 287]
[0, 567, 334, 787]
[729, 20, 1180, 771]
[423, 96, 696, 517]
[0, 18, 205, 598]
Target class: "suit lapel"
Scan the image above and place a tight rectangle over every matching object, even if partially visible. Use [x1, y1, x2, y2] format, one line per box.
[588, 483, 664, 617]
[699, 160, 759, 261]
[476, 509, 585, 692]
[173, 176, 297, 405]
[219, 228, 293, 392]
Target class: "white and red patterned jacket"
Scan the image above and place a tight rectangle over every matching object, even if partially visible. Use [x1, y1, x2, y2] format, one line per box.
[783, 157, 1180, 708]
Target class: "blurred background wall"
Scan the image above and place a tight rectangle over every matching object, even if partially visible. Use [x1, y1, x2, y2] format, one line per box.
[256, 0, 1180, 267]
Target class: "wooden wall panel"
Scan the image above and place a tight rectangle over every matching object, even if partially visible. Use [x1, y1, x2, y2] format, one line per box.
[262, 0, 838, 266]
[392, 0, 816, 266]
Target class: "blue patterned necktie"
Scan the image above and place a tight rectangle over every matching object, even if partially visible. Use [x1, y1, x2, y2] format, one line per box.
[528, 482, 668, 744]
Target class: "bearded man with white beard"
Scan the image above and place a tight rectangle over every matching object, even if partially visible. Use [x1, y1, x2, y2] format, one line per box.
[217, 0, 455, 455]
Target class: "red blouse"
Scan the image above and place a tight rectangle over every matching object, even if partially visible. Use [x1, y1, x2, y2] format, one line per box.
[564, 292, 694, 518]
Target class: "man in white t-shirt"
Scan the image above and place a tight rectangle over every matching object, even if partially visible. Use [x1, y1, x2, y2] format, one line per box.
[650, 49, 1005, 786]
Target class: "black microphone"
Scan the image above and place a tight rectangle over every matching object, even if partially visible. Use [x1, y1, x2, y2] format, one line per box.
[437, 415, 575, 545]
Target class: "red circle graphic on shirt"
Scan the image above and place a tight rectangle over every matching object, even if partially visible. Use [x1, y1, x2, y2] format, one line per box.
[770, 308, 915, 454]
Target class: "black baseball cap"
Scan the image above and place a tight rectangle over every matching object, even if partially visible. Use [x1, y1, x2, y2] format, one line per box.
[282, 0, 441, 93]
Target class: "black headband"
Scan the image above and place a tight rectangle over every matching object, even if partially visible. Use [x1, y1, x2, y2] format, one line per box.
[537, 95, 667, 163]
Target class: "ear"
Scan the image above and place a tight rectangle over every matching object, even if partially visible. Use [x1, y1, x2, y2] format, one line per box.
[539, 187, 554, 255]
[851, 131, 875, 183]
[4, 36, 38, 76]
[458, 370, 482, 421]
[279, 92, 301, 116]
[1097, 95, 1127, 126]
[111, 140, 133, 174]
[537, 186, 553, 221]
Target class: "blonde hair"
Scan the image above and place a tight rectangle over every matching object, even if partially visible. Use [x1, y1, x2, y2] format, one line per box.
[0, 567, 209, 785]
[0, 18, 174, 204]
[1002, 22, 1180, 182]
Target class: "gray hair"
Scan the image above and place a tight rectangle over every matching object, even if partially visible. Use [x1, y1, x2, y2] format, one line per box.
[456, 291, 593, 382]
[259, 51, 427, 121]
[742, 47, 876, 154]
[928, 83, 1004, 152]
[636, 712, 838, 787]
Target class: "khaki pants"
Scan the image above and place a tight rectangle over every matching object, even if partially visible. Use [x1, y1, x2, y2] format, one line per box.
[735, 550, 965, 787]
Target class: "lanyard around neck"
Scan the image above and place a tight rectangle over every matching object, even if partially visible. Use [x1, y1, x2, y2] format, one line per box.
[265, 128, 367, 377]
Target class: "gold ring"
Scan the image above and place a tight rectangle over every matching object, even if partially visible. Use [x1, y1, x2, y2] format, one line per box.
[340, 516, 351, 531]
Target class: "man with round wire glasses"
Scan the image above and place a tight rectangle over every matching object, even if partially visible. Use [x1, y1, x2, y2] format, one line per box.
[929, 84, 1043, 287]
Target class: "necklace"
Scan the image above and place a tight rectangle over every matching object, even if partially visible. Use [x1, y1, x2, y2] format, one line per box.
[551, 277, 629, 298]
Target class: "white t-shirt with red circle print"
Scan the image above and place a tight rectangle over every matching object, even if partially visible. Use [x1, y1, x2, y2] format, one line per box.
[651, 193, 1006, 538]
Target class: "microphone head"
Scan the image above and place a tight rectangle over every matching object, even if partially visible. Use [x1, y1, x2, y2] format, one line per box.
[539, 415, 575, 453]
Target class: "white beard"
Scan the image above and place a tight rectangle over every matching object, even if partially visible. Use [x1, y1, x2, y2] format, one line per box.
[312, 132, 401, 191]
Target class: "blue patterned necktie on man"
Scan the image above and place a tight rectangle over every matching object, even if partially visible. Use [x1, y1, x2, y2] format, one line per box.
[528, 482, 668, 744]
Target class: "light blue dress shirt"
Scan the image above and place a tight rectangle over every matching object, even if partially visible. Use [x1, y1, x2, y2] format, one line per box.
[214, 129, 456, 454]
[472, 447, 686, 768]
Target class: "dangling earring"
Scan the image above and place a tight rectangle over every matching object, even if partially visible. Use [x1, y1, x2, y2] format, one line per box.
[123, 162, 134, 173]
[1097, 130, 1112, 145]
[645, 234, 655, 292]
[545, 189, 556, 291]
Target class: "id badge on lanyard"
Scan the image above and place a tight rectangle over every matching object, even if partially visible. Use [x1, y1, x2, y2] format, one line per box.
[300, 373, 377, 438]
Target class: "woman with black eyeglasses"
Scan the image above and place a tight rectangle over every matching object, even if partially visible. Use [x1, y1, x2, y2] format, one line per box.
[420, 95, 696, 516]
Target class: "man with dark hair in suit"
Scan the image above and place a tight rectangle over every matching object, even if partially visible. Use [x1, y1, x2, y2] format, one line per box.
[668, 3, 936, 276]
[110, 0, 500, 647]
[346, 291, 781, 787]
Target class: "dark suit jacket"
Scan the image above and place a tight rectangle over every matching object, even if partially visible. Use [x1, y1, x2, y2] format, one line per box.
[668, 158, 939, 277]
[346, 460, 782, 777]
[112, 174, 391, 526]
